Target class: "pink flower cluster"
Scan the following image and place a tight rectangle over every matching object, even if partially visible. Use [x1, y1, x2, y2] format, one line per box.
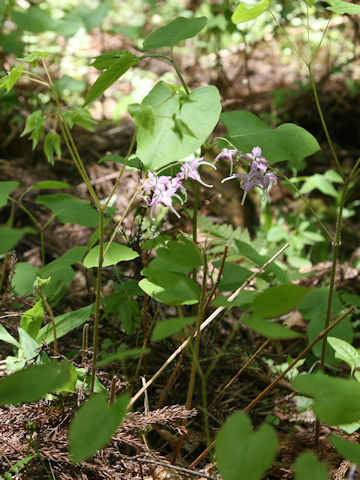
[141, 157, 215, 219]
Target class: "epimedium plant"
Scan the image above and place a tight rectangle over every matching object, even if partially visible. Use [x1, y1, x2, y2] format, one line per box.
[0, 2, 360, 478]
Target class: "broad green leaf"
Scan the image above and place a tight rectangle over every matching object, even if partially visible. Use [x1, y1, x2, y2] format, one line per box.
[0, 181, 19, 207]
[36, 193, 99, 227]
[151, 316, 197, 341]
[36, 304, 95, 344]
[235, 240, 289, 283]
[292, 372, 360, 425]
[63, 107, 96, 131]
[0, 324, 20, 348]
[11, 262, 38, 295]
[20, 300, 44, 339]
[218, 263, 252, 291]
[327, 337, 360, 374]
[306, 0, 316, 6]
[329, 435, 360, 464]
[242, 316, 303, 339]
[128, 103, 155, 133]
[221, 111, 320, 164]
[31, 180, 70, 190]
[20, 110, 46, 149]
[55, 360, 77, 393]
[0, 361, 71, 405]
[212, 291, 259, 309]
[12, 7, 58, 33]
[294, 452, 328, 480]
[152, 240, 203, 274]
[143, 16, 207, 49]
[139, 271, 200, 306]
[252, 284, 311, 318]
[91, 50, 129, 70]
[85, 53, 139, 106]
[136, 82, 221, 170]
[0, 226, 34, 254]
[97, 348, 150, 367]
[69, 392, 129, 463]
[300, 174, 337, 197]
[83, 242, 139, 268]
[325, 0, 360, 14]
[216, 411, 278, 480]
[298, 288, 353, 363]
[232, 1, 273, 24]
[98, 154, 144, 170]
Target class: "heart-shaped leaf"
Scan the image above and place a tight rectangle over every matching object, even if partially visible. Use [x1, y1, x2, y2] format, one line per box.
[292, 372, 360, 425]
[143, 16, 207, 50]
[221, 110, 320, 164]
[139, 271, 200, 305]
[136, 82, 221, 170]
[0, 361, 71, 405]
[294, 452, 328, 480]
[325, 0, 360, 15]
[232, 1, 273, 24]
[252, 284, 311, 318]
[216, 411, 278, 480]
[151, 316, 197, 341]
[83, 242, 139, 268]
[69, 392, 129, 463]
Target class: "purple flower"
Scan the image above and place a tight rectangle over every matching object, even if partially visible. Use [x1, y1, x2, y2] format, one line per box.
[179, 157, 216, 188]
[214, 148, 239, 165]
[222, 146, 277, 204]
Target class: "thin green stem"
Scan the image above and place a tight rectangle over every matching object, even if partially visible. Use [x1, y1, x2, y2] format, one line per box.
[308, 65, 344, 178]
[268, 9, 306, 64]
[104, 127, 138, 209]
[37, 290, 58, 357]
[311, 18, 331, 64]
[140, 53, 190, 94]
[192, 179, 200, 281]
[90, 209, 105, 394]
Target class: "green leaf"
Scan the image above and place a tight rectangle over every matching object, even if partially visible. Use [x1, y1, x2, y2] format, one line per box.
[55, 360, 77, 393]
[329, 435, 360, 464]
[218, 263, 252, 291]
[0, 181, 19, 207]
[18, 328, 41, 361]
[151, 316, 197, 341]
[0, 324, 20, 348]
[292, 372, 360, 425]
[12, 7, 58, 33]
[136, 82, 221, 170]
[300, 173, 337, 197]
[298, 288, 353, 363]
[36, 193, 100, 227]
[20, 300, 44, 339]
[69, 392, 129, 463]
[221, 110, 320, 164]
[63, 107, 96, 131]
[31, 180, 70, 190]
[154, 240, 203, 273]
[97, 348, 150, 367]
[36, 304, 95, 344]
[11, 262, 38, 295]
[139, 271, 200, 306]
[0, 226, 34, 254]
[232, 1, 273, 24]
[85, 53, 139, 106]
[43, 133, 61, 165]
[143, 16, 207, 49]
[98, 154, 144, 170]
[235, 240, 289, 283]
[325, 0, 360, 15]
[242, 316, 303, 339]
[18, 51, 50, 67]
[1, 65, 24, 93]
[91, 50, 129, 70]
[212, 291, 259, 309]
[252, 284, 311, 318]
[0, 361, 71, 405]
[294, 452, 328, 480]
[128, 103, 155, 133]
[20, 110, 46, 149]
[83, 242, 139, 268]
[81, 1, 111, 31]
[215, 411, 278, 480]
[327, 337, 360, 374]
